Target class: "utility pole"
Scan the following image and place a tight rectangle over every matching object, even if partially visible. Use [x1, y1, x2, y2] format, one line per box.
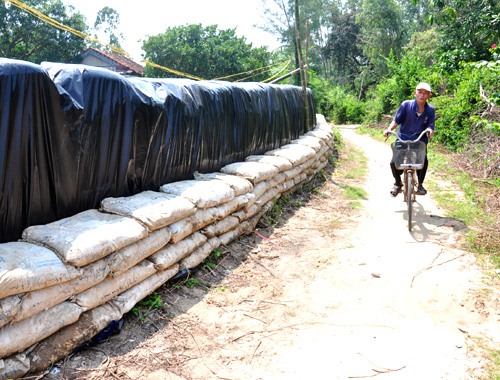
[295, 0, 310, 128]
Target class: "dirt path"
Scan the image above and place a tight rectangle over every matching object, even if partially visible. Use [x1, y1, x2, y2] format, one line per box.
[43, 125, 500, 380]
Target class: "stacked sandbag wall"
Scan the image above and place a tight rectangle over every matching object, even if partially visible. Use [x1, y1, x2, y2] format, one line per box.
[0, 115, 334, 380]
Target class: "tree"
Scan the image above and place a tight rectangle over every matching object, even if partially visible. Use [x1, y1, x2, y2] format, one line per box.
[0, 0, 87, 63]
[142, 24, 275, 81]
[427, 0, 500, 70]
[92, 6, 124, 50]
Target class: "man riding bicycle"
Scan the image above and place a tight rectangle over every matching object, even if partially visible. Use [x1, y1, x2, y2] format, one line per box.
[383, 83, 436, 197]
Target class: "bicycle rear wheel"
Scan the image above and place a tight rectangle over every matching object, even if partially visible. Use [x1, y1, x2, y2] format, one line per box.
[407, 171, 413, 231]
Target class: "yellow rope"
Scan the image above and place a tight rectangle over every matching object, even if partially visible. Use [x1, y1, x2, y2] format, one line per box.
[142, 60, 204, 81]
[212, 60, 290, 81]
[261, 60, 292, 83]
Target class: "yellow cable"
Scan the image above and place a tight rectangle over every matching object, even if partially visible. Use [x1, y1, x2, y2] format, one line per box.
[142, 60, 204, 81]
[261, 60, 292, 83]
[212, 60, 290, 81]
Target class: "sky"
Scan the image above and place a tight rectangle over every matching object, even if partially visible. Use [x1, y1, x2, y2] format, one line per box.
[64, 0, 282, 63]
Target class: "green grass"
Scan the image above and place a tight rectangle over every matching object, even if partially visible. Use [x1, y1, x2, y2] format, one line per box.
[342, 184, 368, 200]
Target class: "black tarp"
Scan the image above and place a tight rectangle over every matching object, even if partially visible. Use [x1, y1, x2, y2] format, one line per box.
[0, 58, 316, 243]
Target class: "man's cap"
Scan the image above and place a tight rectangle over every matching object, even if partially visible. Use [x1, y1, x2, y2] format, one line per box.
[416, 82, 432, 92]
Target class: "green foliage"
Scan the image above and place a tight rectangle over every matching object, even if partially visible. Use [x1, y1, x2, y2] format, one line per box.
[432, 64, 500, 150]
[131, 292, 163, 323]
[0, 0, 87, 63]
[203, 248, 222, 270]
[142, 24, 275, 80]
[316, 84, 365, 124]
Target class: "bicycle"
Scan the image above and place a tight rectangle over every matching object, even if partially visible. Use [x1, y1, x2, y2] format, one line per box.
[385, 128, 432, 231]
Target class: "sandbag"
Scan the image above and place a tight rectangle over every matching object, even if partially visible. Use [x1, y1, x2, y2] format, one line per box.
[265, 172, 287, 189]
[214, 195, 249, 220]
[0, 302, 84, 358]
[282, 165, 304, 180]
[219, 221, 250, 246]
[109, 227, 170, 277]
[244, 155, 293, 171]
[0, 353, 30, 380]
[111, 264, 179, 314]
[27, 302, 123, 374]
[100, 191, 196, 231]
[193, 172, 254, 196]
[280, 143, 316, 160]
[201, 216, 240, 238]
[0, 295, 22, 329]
[179, 237, 221, 270]
[0, 242, 82, 299]
[220, 162, 278, 184]
[160, 180, 234, 209]
[22, 210, 148, 267]
[73, 260, 156, 310]
[11, 258, 110, 325]
[256, 187, 280, 207]
[149, 232, 207, 270]
[291, 135, 325, 151]
[168, 208, 219, 244]
[264, 147, 307, 167]
[246, 181, 270, 208]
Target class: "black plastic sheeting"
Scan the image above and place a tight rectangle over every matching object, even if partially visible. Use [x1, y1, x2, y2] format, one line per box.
[0, 58, 316, 243]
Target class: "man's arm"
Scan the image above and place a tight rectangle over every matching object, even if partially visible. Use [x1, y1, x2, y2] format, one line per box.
[383, 120, 398, 138]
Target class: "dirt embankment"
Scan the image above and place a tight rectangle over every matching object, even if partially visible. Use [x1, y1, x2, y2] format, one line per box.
[38, 125, 500, 380]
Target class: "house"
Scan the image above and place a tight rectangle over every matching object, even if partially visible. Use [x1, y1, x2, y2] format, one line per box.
[72, 47, 144, 76]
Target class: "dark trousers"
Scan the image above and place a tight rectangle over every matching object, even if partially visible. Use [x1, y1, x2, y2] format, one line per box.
[390, 154, 428, 187]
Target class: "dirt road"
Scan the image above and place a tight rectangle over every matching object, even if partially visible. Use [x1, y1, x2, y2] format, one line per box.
[44, 125, 500, 380]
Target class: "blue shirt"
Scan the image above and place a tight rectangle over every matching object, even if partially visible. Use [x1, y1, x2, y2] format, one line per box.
[394, 99, 435, 144]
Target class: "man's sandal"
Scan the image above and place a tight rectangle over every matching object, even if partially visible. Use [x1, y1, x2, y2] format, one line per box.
[417, 185, 427, 195]
[390, 185, 403, 198]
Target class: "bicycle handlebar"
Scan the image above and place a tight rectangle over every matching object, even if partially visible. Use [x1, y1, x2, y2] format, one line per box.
[384, 128, 433, 143]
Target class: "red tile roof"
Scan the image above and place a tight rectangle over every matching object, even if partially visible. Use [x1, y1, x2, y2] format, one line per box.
[79, 47, 145, 76]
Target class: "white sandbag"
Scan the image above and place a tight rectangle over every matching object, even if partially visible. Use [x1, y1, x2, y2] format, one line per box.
[218, 221, 250, 246]
[256, 187, 280, 207]
[168, 208, 218, 244]
[22, 210, 148, 267]
[220, 162, 278, 184]
[73, 260, 156, 310]
[160, 180, 234, 209]
[305, 130, 333, 147]
[265, 172, 287, 189]
[111, 264, 179, 314]
[11, 258, 110, 325]
[27, 302, 123, 374]
[0, 295, 23, 329]
[247, 201, 275, 230]
[280, 144, 317, 161]
[109, 227, 170, 277]
[318, 161, 328, 171]
[245, 155, 293, 171]
[179, 237, 221, 270]
[214, 195, 249, 220]
[246, 181, 270, 208]
[291, 135, 325, 151]
[243, 203, 262, 220]
[149, 232, 207, 270]
[232, 208, 249, 222]
[100, 191, 196, 231]
[193, 172, 253, 196]
[0, 301, 83, 358]
[0, 242, 82, 299]
[201, 216, 240, 238]
[282, 165, 304, 180]
[265, 146, 311, 167]
[316, 113, 327, 124]
[305, 168, 315, 176]
[318, 144, 329, 158]
[0, 353, 30, 380]
[293, 172, 308, 186]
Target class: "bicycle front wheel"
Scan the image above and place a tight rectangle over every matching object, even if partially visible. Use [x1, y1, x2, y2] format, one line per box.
[407, 171, 413, 231]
